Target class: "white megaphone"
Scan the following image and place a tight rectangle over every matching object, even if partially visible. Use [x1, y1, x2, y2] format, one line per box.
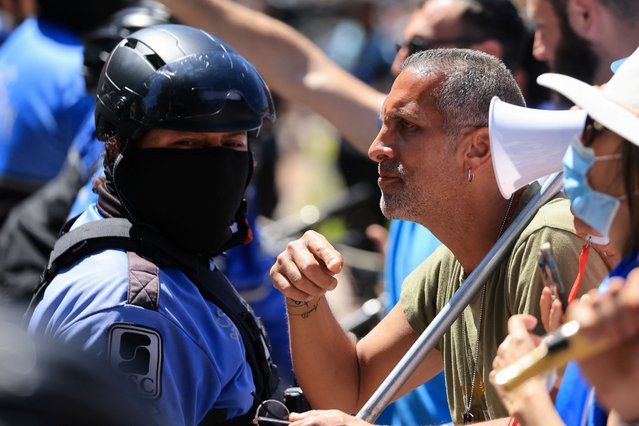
[489, 96, 587, 199]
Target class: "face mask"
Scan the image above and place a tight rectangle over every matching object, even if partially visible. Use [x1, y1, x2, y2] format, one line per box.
[562, 138, 623, 245]
[113, 147, 251, 256]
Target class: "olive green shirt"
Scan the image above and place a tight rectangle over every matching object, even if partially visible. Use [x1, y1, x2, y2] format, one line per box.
[401, 187, 609, 424]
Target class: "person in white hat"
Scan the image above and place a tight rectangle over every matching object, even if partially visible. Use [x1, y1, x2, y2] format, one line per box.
[491, 47, 639, 426]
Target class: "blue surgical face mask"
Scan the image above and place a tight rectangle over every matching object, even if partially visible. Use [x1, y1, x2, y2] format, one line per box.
[562, 137, 623, 245]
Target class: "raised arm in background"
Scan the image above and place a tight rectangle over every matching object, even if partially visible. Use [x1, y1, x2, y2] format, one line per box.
[158, 0, 385, 154]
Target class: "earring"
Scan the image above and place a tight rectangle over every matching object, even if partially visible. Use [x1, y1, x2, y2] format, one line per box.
[467, 168, 474, 183]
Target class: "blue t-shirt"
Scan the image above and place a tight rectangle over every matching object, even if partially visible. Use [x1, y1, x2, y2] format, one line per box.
[28, 204, 256, 426]
[377, 219, 451, 425]
[555, 251, 639, 426]
[0, 17, 93, 189]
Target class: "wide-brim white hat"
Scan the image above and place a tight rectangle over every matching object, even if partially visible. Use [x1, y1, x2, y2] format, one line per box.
[537, 47, 639, 146]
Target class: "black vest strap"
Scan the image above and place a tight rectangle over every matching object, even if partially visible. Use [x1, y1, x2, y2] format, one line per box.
[27, 217, 279, 423]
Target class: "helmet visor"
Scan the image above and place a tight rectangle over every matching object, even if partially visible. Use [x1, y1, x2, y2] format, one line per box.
[138, 51, 275, 131]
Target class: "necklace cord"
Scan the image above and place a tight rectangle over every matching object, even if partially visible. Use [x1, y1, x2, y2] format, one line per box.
[461, 189, 524, 421]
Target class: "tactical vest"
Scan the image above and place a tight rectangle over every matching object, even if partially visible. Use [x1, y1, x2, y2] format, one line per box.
[28, 217, 279, 425]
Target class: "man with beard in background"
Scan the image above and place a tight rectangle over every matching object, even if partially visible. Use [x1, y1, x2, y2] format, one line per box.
[526, 0, 638, 107]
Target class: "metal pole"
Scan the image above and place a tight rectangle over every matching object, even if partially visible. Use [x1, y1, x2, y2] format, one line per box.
[356, 173, 565, 422]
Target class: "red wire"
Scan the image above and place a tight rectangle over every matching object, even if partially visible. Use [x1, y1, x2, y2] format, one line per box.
[568, 244, 591, 304]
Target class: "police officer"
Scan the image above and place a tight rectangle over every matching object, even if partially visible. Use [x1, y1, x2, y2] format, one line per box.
[0, 0, 132, 224]
[0, 1, 172, 306]
[28, 24, 278, 426]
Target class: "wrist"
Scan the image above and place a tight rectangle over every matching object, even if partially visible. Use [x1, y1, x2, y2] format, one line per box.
[286, 297, 321, 319]
[510, 383, 555, 425]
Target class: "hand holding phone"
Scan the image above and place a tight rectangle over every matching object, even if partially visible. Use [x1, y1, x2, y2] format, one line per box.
[538, 242, 568, 310]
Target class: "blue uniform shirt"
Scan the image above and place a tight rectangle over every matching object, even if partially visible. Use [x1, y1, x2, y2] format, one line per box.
[28, 204, 256, 426]
[0, 17, 94, 189]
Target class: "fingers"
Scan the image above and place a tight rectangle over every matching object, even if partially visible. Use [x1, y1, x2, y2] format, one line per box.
[493, 315, 540, 371]
[593, 274, 639, 343]
[578, 292, 592, 305]
[618, 269, 639, 340]
[540, 286, 564, 333]
[303, 230, 343, 273]
[508, 314, 538, 334]
[567, 276, 637, 346]
[539, 287, 552, 332]
[270, 265, 317, 302]
[289, 409, 367, 425]
[548, 299, 564, 331]
[270, 231, 344, 302]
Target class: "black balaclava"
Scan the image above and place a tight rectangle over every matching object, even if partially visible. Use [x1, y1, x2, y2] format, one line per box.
[105, 142, 251, 257]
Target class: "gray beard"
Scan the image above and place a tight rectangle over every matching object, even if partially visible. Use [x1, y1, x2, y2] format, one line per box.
[379, 189, 427, 224]
[377, 159, 432, 223]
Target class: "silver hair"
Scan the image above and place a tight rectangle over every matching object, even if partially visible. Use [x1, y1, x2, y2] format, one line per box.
[400, 48, 525, 141]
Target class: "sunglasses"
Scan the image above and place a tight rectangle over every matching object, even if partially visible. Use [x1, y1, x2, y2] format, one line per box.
[253, 399, 291, 425]
[396, 35, 486, 56]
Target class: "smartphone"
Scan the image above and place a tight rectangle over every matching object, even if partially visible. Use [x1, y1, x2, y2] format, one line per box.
[537, 242, 568, 310]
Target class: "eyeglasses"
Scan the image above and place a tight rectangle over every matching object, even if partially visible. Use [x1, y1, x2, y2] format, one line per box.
[253, 399, 291, 425]
[395, 35, 486, 56]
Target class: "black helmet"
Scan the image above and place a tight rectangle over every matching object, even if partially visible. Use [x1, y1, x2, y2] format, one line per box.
[95, 24, 275, 144]
[83, 1, 173, 92]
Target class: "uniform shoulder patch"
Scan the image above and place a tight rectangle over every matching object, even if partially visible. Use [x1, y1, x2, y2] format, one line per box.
[107, 323, 163, 399]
